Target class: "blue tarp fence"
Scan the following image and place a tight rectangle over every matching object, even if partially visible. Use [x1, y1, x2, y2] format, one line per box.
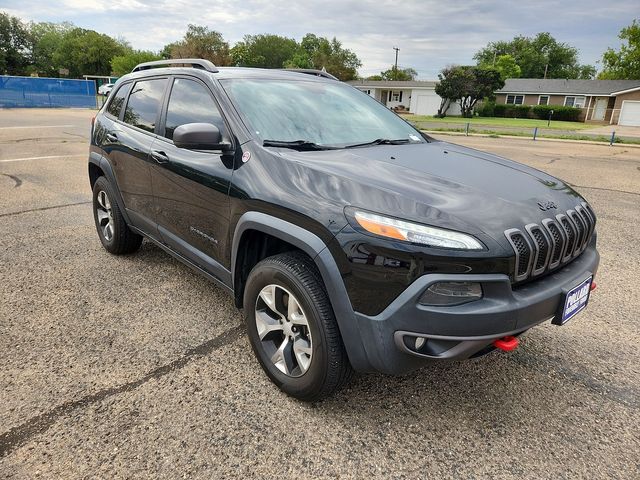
[0, 76, 97, 108]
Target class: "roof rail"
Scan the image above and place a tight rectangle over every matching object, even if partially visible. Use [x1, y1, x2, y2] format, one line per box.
[283, 69, 338, 81]
[132, 59, 219, 73]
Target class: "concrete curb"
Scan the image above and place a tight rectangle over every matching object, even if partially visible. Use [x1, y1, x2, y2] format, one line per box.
[421, 130, 640, 149]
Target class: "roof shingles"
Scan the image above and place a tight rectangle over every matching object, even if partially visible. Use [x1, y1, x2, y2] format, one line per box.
[497, 78, 640, 95]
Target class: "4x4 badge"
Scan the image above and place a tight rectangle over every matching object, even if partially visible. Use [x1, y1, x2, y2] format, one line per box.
[538, 200, 558, 211]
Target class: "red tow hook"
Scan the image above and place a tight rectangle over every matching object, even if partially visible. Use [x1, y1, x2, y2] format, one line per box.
[590, 281, 597, 291]
[493, 335, 519, 352]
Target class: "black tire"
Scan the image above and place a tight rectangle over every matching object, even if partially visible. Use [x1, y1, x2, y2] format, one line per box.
[244, 251, 353, 401]
[92, 176, 142, 255]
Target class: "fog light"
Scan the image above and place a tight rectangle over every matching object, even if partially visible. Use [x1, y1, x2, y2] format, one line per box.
[419, 281, 483, 306]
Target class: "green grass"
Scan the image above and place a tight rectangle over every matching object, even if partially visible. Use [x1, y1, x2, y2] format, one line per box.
[423, 127, 640, 145]
[401, 114, 594, 131]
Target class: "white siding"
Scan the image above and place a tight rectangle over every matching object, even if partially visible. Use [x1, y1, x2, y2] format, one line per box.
[355, 85, 461, 116]
[385, 89, 411, 109]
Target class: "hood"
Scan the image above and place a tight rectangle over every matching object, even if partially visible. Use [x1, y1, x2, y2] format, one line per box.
[273, 141, 584, 243]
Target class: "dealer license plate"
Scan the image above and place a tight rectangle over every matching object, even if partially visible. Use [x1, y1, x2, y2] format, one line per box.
[554, 275, 593, 325]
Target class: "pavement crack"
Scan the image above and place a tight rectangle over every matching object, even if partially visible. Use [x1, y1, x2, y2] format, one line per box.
[62, 131, 87, 139]
[568, 183, 640, 197]
[1, 173, 22, 188]
[512, 351, 639, 409]
[0, 324, 244, 458]
[0, 201, 91, 218]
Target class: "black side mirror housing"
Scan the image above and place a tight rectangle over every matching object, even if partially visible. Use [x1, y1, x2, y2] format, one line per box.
[173, 123, 232, 151]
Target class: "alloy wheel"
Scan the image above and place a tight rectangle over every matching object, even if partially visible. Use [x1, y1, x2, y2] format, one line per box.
[254, 284, 313, 377]
[96, 190, 114, 242]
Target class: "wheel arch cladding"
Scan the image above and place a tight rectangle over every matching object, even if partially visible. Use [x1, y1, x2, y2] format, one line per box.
[231, 211, 371, 371]
[88, 152, 131, 226]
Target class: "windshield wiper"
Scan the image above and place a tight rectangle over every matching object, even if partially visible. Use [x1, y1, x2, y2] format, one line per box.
[344, 138, 413, 149]
[263, 139, 337, 151]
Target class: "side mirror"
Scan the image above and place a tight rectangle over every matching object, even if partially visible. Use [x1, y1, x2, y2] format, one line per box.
[173, 122, 232, 151]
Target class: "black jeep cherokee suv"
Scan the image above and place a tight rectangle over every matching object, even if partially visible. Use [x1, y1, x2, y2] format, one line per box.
[89, 59, 599, 400]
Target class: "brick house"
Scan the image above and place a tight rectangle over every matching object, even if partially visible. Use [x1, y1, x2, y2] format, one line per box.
[495, 79, 640, 125]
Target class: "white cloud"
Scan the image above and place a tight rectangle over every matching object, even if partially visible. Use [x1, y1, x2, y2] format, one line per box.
[3, 0, 637, 78]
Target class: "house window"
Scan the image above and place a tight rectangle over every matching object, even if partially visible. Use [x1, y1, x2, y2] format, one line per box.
[389, 90, 402, 102]
[538, 95, 549, 106]
[506, 94, 524, 105]
[564, 96, 586, 108]
[359, 89, 371, 95]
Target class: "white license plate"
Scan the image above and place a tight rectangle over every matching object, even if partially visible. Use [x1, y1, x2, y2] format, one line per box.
[554, 275, 593, 325]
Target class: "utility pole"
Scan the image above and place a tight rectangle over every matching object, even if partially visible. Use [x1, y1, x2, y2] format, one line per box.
[393, 47, 400, 79]
[544, 63, 549, 79]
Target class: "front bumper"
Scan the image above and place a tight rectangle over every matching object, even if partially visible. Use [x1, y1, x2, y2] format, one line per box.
[351, 245, 599, 374]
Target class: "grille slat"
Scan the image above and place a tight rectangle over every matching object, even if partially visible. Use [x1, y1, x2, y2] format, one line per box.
[568, 210, 586, 255]
[544, 220, 564, 266]
[559, 215, 577, 261]
[576, 205, 594, 247]
[530, 227, 549, 272]
[505, 204, 595, 283]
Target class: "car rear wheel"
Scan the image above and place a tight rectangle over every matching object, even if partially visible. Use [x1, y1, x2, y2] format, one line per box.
[92, 176, 142, 254]
[244, 252, 353, 401]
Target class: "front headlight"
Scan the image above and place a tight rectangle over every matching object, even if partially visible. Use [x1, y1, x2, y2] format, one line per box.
[352, 210, 484, 250]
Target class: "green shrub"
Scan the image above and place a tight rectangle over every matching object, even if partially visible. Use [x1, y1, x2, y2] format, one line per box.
[508, 105, 531, 118]
[532, 105, 581, 122]
[493, 103, 507, 117]
[476, 101, 495, 117]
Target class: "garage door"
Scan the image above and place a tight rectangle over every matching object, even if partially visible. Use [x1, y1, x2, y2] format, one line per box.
[619, 101, 640, 126]
[415, 94, 441, 116]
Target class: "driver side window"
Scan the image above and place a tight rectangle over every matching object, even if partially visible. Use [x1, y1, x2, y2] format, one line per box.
[163, 78, 224, 140]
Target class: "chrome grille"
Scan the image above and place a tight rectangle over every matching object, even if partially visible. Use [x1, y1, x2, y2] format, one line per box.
[505, 203, 596, 283]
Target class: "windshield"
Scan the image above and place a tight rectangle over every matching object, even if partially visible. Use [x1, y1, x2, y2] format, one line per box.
[220, 78, 425, 147]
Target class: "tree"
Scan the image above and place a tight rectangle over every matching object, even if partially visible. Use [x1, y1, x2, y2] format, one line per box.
[435, 66, 504, 117]
[0, 12, 31, 75]
[474, 33, 595, 79]
[295, 34, 361, 81]
[367, 66, 417, 81]
[168, 25, 231, 66]
[435, 66, 470, 117]
[480, 54, 521, 80]
[599, 19, 640, 79]
[51, 28, 127, 77]
[231, 34, 298, 69]
[111, 50, 161, 76]
[28, 21, 73, 77]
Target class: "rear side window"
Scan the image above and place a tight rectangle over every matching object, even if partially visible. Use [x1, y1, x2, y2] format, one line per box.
[164, 78, 223, 140]
[123, 79, 167, 133]
[106, 83, 130, 118]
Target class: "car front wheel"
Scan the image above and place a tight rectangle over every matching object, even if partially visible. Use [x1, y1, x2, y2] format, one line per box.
[243, 252, 353, 401]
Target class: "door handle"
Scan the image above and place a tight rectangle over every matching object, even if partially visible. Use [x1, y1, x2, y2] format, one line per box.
[106, 132, 118, 142]
[151, 150, 169, 164]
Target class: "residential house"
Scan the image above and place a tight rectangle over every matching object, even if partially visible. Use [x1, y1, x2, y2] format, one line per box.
[495, 78, 640, 125]
[347, 80, 462, 116]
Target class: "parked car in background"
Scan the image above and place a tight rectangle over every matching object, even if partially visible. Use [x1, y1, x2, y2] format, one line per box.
[88, 59, 600, 401]
[98, 83, 114, 95]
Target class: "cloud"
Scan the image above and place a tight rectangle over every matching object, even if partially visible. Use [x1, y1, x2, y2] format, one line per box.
[3, 0, 637, 78]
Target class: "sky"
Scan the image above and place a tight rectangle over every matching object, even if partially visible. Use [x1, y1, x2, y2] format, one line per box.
[3, 0, 638, 78]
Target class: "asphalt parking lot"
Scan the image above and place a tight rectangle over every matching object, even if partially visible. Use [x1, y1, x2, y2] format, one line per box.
[1, 108, 639, 479]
